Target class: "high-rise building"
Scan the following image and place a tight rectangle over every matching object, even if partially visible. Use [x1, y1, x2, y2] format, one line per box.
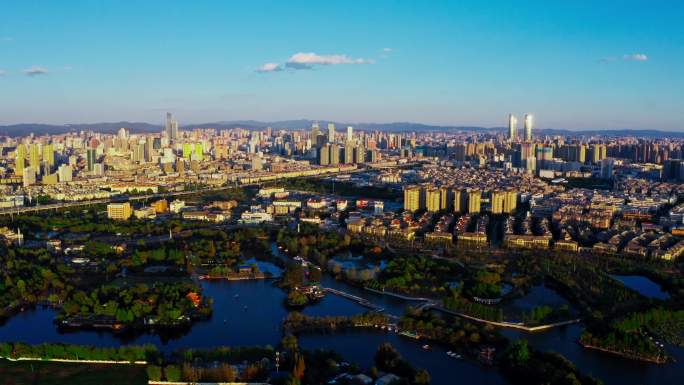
[29, 143, 40, 170]
[403, 186, 423, 211]
[354, 146, 366, 163]
[601, 158, 615, 180]
[468, 189, 481, 214]
[87, 149, 97, 171]
[311, 122, 320, 143]
[504, 190, 517, 213]
[490, 190, 505, 214]
[327, 123, 336, 143]
[15, 143, 26, 176]
[346, 126, 353, 142]
[453, 190, 463, 213]
[508, 114, 518, 142]
[42, 143, 55, 168]
[344, 144, 355, 164]
[439, 187, 452, 211]
[425, 188, 441, 212]
[524, 114, 533, 142]
[329, 144, 340, 165]
[22, 166, 37, 187]
[57, 164, 73, 182]
[165, 112, 179, 141]
[318, 145, 330, 165]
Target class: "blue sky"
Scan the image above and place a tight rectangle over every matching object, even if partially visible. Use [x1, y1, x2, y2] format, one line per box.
[1, 0, 683, 130]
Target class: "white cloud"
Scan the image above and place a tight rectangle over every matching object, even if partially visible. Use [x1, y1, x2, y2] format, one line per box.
[63, 65, 73, 71]
[24, 66, 48, 76]
[602, 53, 649, 63]
[382, 47, 393, 53]
[285, 52, 371, 69]
[256, 62, 282, 73]
[623, 53, 648, 61]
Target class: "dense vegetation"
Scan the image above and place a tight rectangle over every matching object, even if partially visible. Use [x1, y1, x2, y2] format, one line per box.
[579, 330, 666, 363]
[399, 308, 506, 350]
[501, 340, 604, 385]
[283, 311, 390, 333]
[366, 255, 463, 296]
[0, 342, 159, 363]
[0, 359, 148, 385]
[60, 281, 210, 326]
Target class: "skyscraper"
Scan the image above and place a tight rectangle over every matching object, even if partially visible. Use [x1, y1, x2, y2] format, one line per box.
[403, 186, 423, 211]
[15, 143, 26, 176]
[346, 126, 353, 142]
[311, 122, 320, 142]
[508, 114, 518, 142]
[42, 143, 55, 168]
[165, 112, 179, 141]
[524, 114, 533, 142]
[327, 123, 335, 143]
[87, 149, 97, 172]
[29, 143, 40, 170]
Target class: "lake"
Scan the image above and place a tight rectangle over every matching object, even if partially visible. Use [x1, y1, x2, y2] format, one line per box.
[1, 268, 682, 385]
[610, 275, 670, 300]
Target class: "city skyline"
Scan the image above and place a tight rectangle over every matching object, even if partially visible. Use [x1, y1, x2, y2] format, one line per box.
[1, 1, 683, 131]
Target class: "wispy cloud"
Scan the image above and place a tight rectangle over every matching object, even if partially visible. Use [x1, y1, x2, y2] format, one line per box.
[382, 47, 393, 53]
[0, 70, 6, 76]
[623, 53, 648, 62]
[257, 52, 372, 73]
[255, 62, 282, 73]
[1, 37, 12, 42]
[285, 52, 371, 70]
[24, 66, 48, 76]
[602, 53, 649, 63]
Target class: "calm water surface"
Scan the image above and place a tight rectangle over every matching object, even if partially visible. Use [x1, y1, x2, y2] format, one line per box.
[1, 268, 682, 385]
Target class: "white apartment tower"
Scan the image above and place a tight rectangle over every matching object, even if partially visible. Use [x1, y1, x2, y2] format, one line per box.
[508, 114, 518, 141]
[524, 114, 534, 142]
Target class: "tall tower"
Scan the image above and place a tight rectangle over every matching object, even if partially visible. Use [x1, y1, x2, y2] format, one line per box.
[508, 114, 518, 142]
[346, 126, 353, 142]
[165, 112, 179, 141]
[311, 122, 320, 140]
[524, 114, 533, 142]
[29, 143, 41, 170]
[327, 123, 335, 143]
[15, 143, 26, 176]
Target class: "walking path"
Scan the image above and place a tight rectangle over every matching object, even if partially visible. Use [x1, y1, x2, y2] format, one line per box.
[1, 356, 147, 365]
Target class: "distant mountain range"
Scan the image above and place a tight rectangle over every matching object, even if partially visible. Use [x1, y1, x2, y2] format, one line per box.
[1, 120, 682, 138]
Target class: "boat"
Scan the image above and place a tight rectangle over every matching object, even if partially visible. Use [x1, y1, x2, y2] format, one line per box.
[422, 344, 431, 351]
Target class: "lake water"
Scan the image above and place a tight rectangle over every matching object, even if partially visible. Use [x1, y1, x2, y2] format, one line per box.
[610, 275, 670, 300]
[0, 276, 503, 385]
[1, 268, 682, 385]
[502, 285, 572, 323]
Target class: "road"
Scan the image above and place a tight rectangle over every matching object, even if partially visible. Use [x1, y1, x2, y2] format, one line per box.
[0, 166, 374, 216]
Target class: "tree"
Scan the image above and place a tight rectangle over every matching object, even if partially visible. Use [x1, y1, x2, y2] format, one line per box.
[146, 365, 162, 381]
[375, 343, 401, 372]
[164, 365, 181, 381]
[414, 369, 431, 385]
[506, 340, 530, 367]
[281, 334, 299, 352]
[292, 351, 306, 380]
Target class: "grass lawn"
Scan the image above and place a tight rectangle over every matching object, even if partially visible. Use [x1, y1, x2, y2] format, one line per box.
[0, 359, 148, 385]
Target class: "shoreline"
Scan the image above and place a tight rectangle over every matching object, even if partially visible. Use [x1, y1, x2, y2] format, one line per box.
[1, 356, 147, 365]
[579, 342, 667, 364]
